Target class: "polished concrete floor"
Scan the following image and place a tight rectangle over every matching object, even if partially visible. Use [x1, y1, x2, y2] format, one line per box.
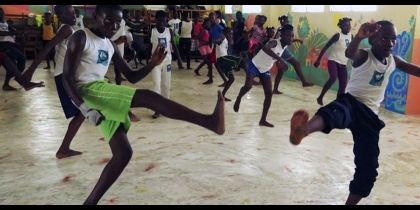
[1, 60, 420, 205]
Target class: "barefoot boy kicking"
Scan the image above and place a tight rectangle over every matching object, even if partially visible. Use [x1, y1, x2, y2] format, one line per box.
[289, 21, 420, 205]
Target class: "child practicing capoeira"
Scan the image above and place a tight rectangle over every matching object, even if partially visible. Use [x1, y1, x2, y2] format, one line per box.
[215, 27, 247, 101]
[61, 5, 225, 205]
[233, 24, 294, 128]
[289, 21, 420, 205]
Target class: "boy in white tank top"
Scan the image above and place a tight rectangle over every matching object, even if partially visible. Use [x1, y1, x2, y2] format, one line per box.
[61, 5, 225, 205]
[290, 21, 420, 205]
[233, 24, 293, 128]
[18, 5, 84, 160]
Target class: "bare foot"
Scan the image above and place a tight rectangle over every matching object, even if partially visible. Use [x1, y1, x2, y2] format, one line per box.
[129, 111, 140, 122]
[316, 97, 323, 106]
[224, 97, 231, 102]
[302, 82, 314, 87]
[2, 85, 17, 91]
[24, 81, 45, 91]
[210, 90, 225, 135]
[152, 112, 160, 119]
[43, 66, 51, 69]
[194, 70, 201, 76]
[56, 149, 83, 159]
[203, 79, 213, 85]
[233, 98, 241, 112]
[218, 83, 226, 87]
[273, 90, 283, 94]
[259, 120, 274, 127]
[290, 110, 309, 145]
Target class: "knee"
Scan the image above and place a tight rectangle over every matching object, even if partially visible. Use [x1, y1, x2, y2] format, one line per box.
[328, 74, 338, 81]
[244, 84, 252, 91]
[114, 146, 133, 163]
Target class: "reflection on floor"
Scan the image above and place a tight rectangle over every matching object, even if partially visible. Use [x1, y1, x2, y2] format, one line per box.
[1, 60, 420, 205]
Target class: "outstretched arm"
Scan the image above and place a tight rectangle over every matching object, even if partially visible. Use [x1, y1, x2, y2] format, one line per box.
[62, 30, 86, 107]
[394, 55, 420, 77]
[111, 41, 167, 84]
[18, 24, 73, 86]
[314, 33, 339, 68]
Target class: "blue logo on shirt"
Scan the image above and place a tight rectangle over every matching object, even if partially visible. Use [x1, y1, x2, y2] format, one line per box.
[369, 70, 385, 86]
[97, 50, 109, 66]
[158, 38, 167, 48]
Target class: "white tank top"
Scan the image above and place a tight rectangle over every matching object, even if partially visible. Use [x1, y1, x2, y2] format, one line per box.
[179, 20, 192, 38]
[75, 28, 115, 89]
[345, 49, 396, 114]
[54, 24, 75, 76]
[216, 38, 228, 58]
[328, 32, 352, 65]
[150, 27, 172, 62]
[252, 38, 286, 73]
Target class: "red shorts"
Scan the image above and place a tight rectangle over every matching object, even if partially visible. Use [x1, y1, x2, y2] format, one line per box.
[209, 46, 217, 64]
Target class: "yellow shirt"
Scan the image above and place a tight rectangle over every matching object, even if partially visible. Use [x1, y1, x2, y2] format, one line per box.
[42, 23, 54, 40]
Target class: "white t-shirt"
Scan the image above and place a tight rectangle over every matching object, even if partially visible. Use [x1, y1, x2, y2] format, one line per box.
[345, 49, 396, 114]
[150, 27, 172, 63]
[73, 15, 85, 30]
[75, 28, 115, 89]
[328, 32, 352, 65]
[252, 38, 286, 73]
[168, 18, 181, 35]
[216, 38, 228, 58]
[0, 22, 15, 43]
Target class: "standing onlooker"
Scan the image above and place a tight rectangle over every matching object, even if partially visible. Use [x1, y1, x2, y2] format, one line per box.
[191, 13, 202, 62]
[232, 11, 245, 56]
[208, 12, 228, 86]
[193, 18, 212, 80]
[168, 12, 181, 61]
[214, 10, 226, 28]
[72, 9, 85, 30]
[148, 10, 184, 119]
[178, 11, 193, 69]
[314, 18, 353, 105]
[40, 11, 57, 69]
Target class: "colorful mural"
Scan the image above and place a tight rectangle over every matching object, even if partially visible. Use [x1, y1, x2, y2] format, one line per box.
[265, 13, 415, 115]
[384, 15, 416, 114]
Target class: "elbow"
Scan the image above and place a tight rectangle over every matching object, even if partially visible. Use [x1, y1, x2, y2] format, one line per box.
[344, 51, 353, 59]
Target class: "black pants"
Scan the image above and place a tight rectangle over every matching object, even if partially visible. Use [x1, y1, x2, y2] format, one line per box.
[178, 37, 192, 68]
[316, 93, 385, 198]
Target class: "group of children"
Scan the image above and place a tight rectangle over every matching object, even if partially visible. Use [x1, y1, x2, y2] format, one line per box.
[2, 5, 420, 205]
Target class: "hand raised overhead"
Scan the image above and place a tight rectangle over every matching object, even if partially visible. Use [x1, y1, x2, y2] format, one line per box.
[357, 22, 381, 39]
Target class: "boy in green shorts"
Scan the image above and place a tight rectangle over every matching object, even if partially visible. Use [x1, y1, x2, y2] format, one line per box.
[215, 27, 247, 101]
[62, 5, 225, 205]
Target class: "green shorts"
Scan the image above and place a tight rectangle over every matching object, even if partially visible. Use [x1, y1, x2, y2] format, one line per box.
[216, 55, 243, 75]
[79, 80, 136, 141]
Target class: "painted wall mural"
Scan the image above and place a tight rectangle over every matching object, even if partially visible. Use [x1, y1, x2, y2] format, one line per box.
[276, 13, 415, 115]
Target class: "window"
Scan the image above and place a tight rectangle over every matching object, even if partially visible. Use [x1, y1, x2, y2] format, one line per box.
[330, 5, 377, 12]
[224, 5, 261, 14]
[242, 5, 261, 14]
[225, 5, 233, 14]
[292, 5, 324, 13]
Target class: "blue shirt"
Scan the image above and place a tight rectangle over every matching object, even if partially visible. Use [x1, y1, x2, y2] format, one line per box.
[209, 23, 224, 42]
